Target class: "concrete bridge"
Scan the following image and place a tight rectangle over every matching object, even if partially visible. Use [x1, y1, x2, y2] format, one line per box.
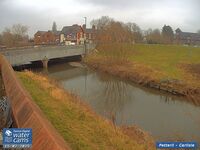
[0, 44, 95, 68]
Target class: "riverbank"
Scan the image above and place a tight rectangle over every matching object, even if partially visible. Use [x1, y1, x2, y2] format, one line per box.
[84, 44, 200, 104]
[17, 71, 155, 150]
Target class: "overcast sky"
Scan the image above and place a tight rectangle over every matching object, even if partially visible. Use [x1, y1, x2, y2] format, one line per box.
[0, 0, 200, 37]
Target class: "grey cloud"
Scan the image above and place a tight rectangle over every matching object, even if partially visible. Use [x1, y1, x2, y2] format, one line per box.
[78, 0, 181, 9]
[78, 0, 156, 8]
[0, 0, 200, 37]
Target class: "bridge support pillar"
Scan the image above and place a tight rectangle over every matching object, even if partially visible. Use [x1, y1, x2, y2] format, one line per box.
[81, 54, 85, 58]
[42, 57, 49, 69]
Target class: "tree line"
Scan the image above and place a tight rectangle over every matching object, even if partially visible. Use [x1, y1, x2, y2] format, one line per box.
[0, 24, 30, 48]
[0, 17, 200, 48]
[0, 22, 58, 48]
[91, 16, 199, 45]
[145, 25, 174, 44]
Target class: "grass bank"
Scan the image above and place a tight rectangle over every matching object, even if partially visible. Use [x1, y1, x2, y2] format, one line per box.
[17, 71, 154, 150]
[85, 44, 200, 103]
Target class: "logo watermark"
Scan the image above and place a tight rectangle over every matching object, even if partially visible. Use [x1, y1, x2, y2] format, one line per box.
[156, 141, 198, 149]
[3, 128, 32, 148]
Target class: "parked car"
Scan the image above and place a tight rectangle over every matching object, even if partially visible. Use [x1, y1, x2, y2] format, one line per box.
[70, 42, 76, 45]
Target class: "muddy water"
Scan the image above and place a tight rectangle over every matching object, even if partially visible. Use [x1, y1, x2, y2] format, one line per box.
[36, 62, 200, 141]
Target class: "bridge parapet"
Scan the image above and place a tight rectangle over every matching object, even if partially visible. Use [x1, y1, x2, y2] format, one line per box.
[0, 55, 70, 150]
[1, 44, 96, 66]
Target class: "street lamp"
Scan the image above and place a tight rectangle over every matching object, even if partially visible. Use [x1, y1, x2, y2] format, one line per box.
[84, 17, 87, 55]
[84, 17, 87, 28]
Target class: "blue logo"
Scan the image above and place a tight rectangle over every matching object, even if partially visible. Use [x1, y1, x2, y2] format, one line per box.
[3, 128, 32, 148]
[156, 141, 198, 149]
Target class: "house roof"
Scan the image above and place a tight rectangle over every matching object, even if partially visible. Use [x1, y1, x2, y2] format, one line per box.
[180, 32, 200, 38]
[176, 28, 200, 38]
[61, 24, 82, 35]
[35, 31, 46, 35]
[35, 30, 61, 36]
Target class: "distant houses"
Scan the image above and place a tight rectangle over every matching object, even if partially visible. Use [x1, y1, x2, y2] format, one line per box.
[82, 24, 96, 44]
[34, 31, 60, 45]
[34, 25, 200, 46]
[34, 24, 96, 45]
[60, 24, 84, 45]
[175, 28, 200, 45]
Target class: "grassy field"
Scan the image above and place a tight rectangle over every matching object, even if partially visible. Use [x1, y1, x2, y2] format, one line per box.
[86, 44, 200, 88]
[132, 44, 200, 81]
[17, 71, 154, 150]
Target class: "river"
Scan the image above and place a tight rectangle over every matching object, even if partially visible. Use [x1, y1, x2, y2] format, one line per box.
[35, 62, 200, 141]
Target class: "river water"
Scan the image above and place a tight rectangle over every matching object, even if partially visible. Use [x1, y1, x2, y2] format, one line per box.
[35, 62, 200, 141]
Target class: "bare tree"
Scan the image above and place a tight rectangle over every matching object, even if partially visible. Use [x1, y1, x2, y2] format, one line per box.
[145, 28, 163, 44]
[144, 28, 153, 36]
[91, 16, 113, 30]
[12, 24, 28, 39]
[126, 22, 143, 43]
[126, 22, 141, 33]
[91, 17, 134, 44]
[1, 24, 29, 47]
[2, 30, 15, 47]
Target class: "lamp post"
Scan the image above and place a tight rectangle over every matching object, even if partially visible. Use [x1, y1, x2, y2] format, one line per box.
[84, 17, 87, 55]
[84, 17, 87, 28]
[83, 17, 88, 97]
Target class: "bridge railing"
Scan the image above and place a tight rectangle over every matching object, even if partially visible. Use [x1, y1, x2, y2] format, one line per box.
[0, 54, 71, 150]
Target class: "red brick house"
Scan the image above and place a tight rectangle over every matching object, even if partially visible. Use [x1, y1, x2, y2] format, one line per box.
[82, 24, 96, 43]
[34, 24, 96, 46]
[34, 31, 60, 45]
[60, 24, 84, 45]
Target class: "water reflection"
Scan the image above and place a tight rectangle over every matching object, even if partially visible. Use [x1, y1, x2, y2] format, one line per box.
[36, 63, 200, 141]
[94, 74, 133, 124]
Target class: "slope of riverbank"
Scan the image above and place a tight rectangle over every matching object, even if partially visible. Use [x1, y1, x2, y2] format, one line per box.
[84, 44, 200, 104]
[17, 71, 154, 150]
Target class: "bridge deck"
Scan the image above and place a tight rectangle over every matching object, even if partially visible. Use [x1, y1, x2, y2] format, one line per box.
[0, 44, 95, 66]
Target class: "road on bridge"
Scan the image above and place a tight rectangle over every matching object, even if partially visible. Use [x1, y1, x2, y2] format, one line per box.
[0, 44, 95, 66]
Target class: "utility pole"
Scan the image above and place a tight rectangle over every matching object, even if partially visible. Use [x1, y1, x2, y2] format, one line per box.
[84, 17, 87, 55]
[84, 17, 87, 28]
